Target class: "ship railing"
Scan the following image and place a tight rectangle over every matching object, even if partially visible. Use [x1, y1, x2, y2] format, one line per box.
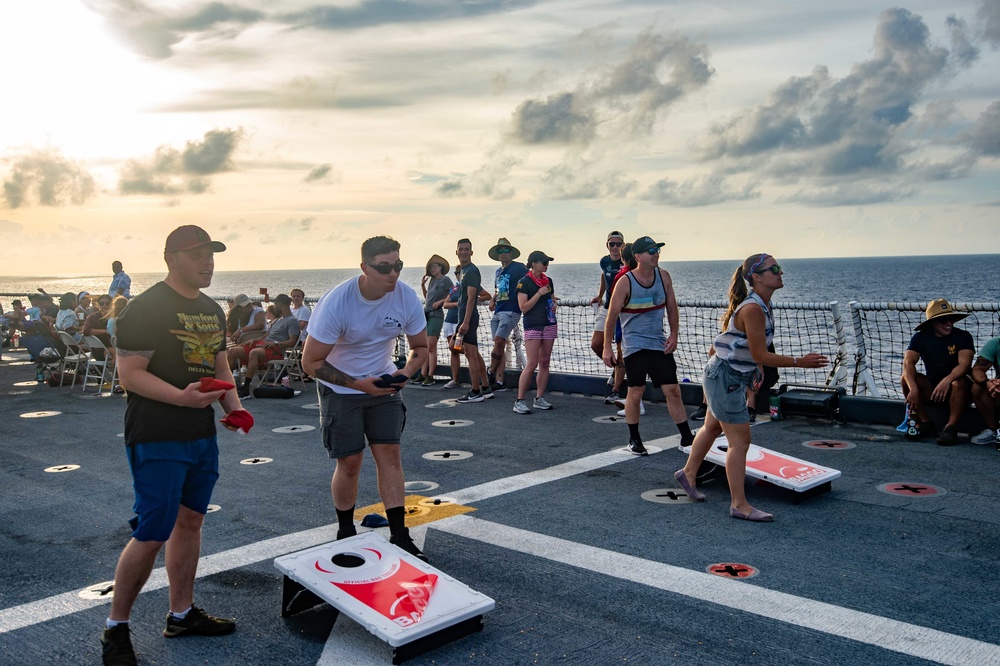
[848, 301, 1000, 399]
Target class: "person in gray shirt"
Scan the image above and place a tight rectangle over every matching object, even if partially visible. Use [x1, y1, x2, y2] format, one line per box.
[228, 293, 300, 397]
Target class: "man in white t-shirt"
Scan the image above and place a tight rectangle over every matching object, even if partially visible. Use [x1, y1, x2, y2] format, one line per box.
[229, 293, 266, 343]
[290, 288, 311, 332]
[302, 236, 429, 561]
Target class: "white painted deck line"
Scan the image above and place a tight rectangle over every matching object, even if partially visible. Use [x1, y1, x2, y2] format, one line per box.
[433, 515, 1000, 666]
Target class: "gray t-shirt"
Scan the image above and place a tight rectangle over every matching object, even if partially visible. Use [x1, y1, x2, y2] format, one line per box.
[266, 315, 300, 344]
[424, 275, 454, 316]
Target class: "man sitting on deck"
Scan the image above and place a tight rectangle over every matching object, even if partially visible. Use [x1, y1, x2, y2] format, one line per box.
[901, 298, 974, 446]
[970, 335, 1000, 448]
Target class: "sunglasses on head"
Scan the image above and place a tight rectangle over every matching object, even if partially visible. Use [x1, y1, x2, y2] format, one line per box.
[367, 260, 404, 275]
[755, 264, 782, 275]
[607, 241, 623, 248]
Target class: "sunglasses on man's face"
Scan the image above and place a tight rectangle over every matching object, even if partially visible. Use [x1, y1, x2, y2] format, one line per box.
[755, 264, 782, 275]
[607, 242, 623, 248]
[645, 247, 660, 255]
[367, 260, 404, 275]
[497, 248, 511, 254]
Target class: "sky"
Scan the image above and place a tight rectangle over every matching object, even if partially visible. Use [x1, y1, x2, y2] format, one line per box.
[1, 0, 998, 274]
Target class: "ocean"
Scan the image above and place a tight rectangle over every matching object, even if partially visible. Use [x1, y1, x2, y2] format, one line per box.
[3, 254, 1000, 306]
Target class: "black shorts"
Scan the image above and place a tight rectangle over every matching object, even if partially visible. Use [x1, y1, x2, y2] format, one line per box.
[461, 310, 480, 348]
[624, 349, 678, 388]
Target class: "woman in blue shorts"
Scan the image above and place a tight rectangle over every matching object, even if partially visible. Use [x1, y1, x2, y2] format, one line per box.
[675, 253, 827, 522]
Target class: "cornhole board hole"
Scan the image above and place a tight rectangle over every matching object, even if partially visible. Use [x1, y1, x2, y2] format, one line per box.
[680, 434, 840, 503]
[274, 532, 494, 664]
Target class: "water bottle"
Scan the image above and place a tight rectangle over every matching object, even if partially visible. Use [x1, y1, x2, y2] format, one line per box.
[36, 365, 45, 382]
[769, 393, 782, 420]
[281, 376, 291, 388]
[451, 333, 464, 352]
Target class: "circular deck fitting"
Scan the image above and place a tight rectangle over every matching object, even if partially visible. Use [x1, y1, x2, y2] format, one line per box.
[405, 481, 439, 493]
[610, 444, 663, 455]
[431, 419, 474, 428]
[641, 488, 696, 504]
[240, 457, 274, 465]
[707, 563, 758, 579]
[878, 482, 945, 497]
[21, 411, 61, 418]
[301, 403, 321, 410]
[592, 415, 628, 424]
[417, 496, 459, 508]
[425, 399, 458, 409]
[802, 439, 855, 450]
[206, 504, 221, 513]
[272, 425, 316, 434]
[44, 464, 80, 473]
[78, 581, 116, 600]
[403, 504, 431, 517]
[421, 450, 473, 461]
[14, 381, 39, 387]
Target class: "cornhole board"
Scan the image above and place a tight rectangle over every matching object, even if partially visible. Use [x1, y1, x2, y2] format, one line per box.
[274, 532, 495, 664]
[680, 434, 840, 503]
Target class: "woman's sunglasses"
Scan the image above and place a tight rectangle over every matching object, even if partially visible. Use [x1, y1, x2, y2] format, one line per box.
[367, 260, 404, 275]
[754, 264, 782, 275]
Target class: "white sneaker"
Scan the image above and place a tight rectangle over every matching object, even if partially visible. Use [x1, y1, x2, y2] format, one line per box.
[533, 396, 553, 410]
[513, 399, 531, 414]
[971, 428, 998, 445]
[442, 380, 459, 389]
[616, 402, 645, 417]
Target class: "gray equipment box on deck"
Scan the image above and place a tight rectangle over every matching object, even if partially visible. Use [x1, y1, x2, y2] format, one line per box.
[777, 384, 846, 421]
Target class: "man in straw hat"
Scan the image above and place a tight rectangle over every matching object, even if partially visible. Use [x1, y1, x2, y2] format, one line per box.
[486, 237, 527, 391]
[901, 298, 974, 445]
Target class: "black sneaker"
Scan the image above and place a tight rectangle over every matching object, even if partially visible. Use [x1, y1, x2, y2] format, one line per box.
[627, 438, 648, 456]
[337, 525, 358, 540]
[481, 387, 495, 399]
[456, 390, 485, 403]
[935, 424, 959, 446]
[747, 407, 756, 423]
[389, 532, 429, 562]
[163, 605, 236, 638]
[604, 390, 620, 405]
[691, 404, 707, 421]
[490, 381, 507, 392]
[101, 624, 136, 666]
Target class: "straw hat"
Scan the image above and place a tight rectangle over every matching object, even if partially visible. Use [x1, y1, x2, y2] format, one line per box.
[915, 298, 969, 331]
[488, 237, 521, 261]
[425, 254, 450, 276]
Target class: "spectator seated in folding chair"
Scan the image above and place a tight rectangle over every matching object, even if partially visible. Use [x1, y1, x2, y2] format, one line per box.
[81, 334, 115, 393]
[55, 330, 89, 388]
[265, 334, 306, 389]
[227, 293, 300, 398]
[228, 294, 267, 344]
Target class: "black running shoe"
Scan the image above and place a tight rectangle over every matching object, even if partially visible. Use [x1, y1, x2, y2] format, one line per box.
[337, 525, 358, 540]
[691, 404, 707, 421]
[101, 624, 137, 666]
[627, 438, 648, 456]
[163, 606, 236, 638]
[747, 407, 757, 423]
[389, 532, 429, 562]
[935, 424, 959, 446]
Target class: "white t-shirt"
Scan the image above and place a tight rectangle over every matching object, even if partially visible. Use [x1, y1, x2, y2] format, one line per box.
[309, 276, 425, 395]
[291, 305, 311, 330]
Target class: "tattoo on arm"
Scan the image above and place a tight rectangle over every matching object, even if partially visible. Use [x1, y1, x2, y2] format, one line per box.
[313, 361, 355, 387]
[118, 349, 155, 359]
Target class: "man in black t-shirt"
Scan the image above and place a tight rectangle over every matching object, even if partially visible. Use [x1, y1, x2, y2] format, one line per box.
[455, 238, 492, 403]
[902, 298, 974, 446]
[100, 226, 251, 666]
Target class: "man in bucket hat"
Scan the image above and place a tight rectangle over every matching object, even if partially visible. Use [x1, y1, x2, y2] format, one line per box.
[486, 237, 527, 391]
[901, 298, 974, 445]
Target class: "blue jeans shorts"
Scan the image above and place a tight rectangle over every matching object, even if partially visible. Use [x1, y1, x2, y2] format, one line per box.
[703, 355, 756, 424]
[126, 437, 220, 542]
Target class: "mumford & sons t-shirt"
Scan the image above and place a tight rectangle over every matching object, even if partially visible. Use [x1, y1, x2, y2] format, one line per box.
[115, 282, 227, 446]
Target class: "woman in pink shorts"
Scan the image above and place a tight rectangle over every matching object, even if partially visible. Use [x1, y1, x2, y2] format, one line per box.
[512, 251, 557, 414]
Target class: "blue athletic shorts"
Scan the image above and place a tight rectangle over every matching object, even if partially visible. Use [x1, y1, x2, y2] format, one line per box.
[126, 437, 220, 542]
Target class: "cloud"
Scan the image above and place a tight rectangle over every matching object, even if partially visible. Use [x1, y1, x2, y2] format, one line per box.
[435, 148, 521, 199]
[947, 15, 980, 67]
[508, 29, 713, 146]
[1, 151, 96, 208]
[777, 183, 914, 207]
[118, 128, 244, 196]
[642, 174, 759, 207]
[304, 163, 335, 183]
[0, 219, 25, 234]
[978, 0, 1000, 47]
[542, 162, 637, 199]
[85, 0, 265, 59]
[961, 100, 1000, 156]
[279, 0, 536, 32]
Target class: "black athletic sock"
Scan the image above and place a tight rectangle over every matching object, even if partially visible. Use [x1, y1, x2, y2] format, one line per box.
[241, 377, 252, 391]
[336, 505, 356, 531]
[676, 420, 693, 442]
[385, 506, 407, 538]
[628, 423, 641, 442]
